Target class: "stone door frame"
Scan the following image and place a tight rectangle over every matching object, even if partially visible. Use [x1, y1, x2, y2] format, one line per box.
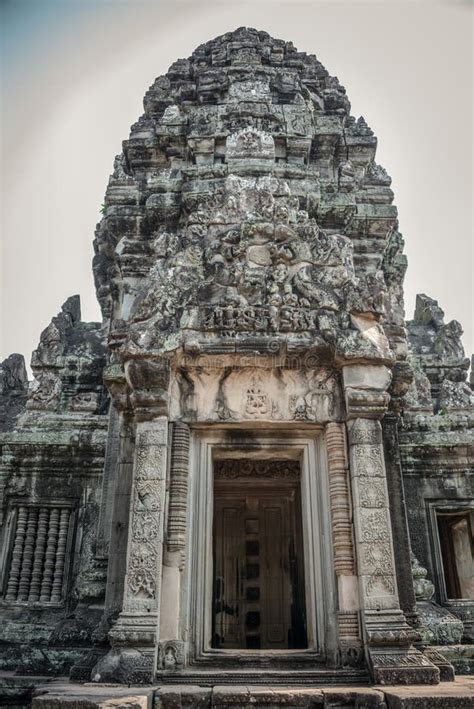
[426, 498, 474, 606]
[186, 424, 336, 665]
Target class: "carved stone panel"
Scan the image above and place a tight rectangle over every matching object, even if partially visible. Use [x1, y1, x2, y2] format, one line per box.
[169, 366, 341, 423]
[124, 420, 167, 611]
[109, 417, 168, 656]
[348, 420, 397, 610]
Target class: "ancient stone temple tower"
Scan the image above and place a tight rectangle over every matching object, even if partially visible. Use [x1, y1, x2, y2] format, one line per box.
[0, 28, 473, 700]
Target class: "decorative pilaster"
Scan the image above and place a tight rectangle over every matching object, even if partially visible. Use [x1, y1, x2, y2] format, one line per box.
[103, 416, 169, 683]
[343, 364, 438, 685]
[347, 416, 438, 683]
[326, 423, 355, 575]
[167, 422, 190, 555]
[348, 419, 399, 607]
[325, 422, 362, 667]
[158, 422, 190, 672]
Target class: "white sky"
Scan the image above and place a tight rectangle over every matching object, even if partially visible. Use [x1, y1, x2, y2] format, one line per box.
[1, 0, 473, 372]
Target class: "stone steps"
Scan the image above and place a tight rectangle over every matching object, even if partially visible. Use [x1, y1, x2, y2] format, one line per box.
[2, 676, 469, 709]
[155, 668, 370, 687]
[431, 644, 474, 676]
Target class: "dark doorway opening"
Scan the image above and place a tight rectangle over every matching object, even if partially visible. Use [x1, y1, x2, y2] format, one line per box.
[437, 509, 474, 600]
[212, 459, 308, 650]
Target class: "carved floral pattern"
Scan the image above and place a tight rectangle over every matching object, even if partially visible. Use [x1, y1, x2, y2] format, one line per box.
[353, 445, 385, 477]
[214, 459, 300, 480]
[125, 423, 167, 603]
[361, 511, 390, 543]
[129, 543, 157, 597]
[359, 481, 385, 508]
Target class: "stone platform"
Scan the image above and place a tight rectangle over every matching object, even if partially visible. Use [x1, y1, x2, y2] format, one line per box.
[1, 676, 471, 708]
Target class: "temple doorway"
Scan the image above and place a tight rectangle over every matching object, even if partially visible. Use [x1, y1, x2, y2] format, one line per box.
[212, 460, 308, 650]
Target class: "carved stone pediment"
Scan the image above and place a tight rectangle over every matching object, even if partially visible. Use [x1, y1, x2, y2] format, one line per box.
[121, 173, 390, 363]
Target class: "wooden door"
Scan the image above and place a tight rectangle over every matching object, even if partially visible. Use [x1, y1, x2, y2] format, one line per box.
[259, 495, 293, 648]
[212, 463, 307, 650]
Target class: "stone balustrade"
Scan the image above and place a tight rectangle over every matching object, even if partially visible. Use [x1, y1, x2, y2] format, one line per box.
[4, 505, 71, 604]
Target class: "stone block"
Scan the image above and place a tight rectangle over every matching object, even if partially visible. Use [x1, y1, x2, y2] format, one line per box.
[320, 687, 385, 707]
[343, 365, 392, 392]
[155, 685, 211, 708]
[32, 683, 154, 709]
[382, 677, 474, 707]
[432, 643, 474, 675]
[212, 686, 324, 706]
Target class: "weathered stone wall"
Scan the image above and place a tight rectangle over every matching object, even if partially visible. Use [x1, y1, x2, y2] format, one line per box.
[400, 294, 474, 658]
[0, 297, 109, 675]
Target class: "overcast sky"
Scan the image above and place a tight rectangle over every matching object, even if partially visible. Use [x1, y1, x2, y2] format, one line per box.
[1, 0, 472, 373]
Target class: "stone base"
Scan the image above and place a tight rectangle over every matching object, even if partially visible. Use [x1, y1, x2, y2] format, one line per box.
[0, 673, 41, 709]
[362, 609, 440, 684]
[69, 648, 109, 682]
[155, 668, 369, 686]
[91, 648, 154, 685]
[422, 647, 455, 682]
[207, 685, 386, 708]
[431, 644, 474, 675]
[417, 601, 464, 645]
[108, 613, 158, 648]
[0, 644, 86, 677]
[380, 677, 474, 707]
[32, 681, 154, 708]
[368, 648, 439, 685]
[25, 678, 474, 709]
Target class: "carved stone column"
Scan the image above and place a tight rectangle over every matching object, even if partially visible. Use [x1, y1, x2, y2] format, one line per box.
[101, 417, 169, 683]
[91, 359, 170, 684]
[158, 422, 190, 672]
[325, 422, 362, 668]
[343, 364, 438, 685]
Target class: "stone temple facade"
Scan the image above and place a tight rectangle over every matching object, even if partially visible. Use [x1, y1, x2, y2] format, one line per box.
[0, 28, 473, 703]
